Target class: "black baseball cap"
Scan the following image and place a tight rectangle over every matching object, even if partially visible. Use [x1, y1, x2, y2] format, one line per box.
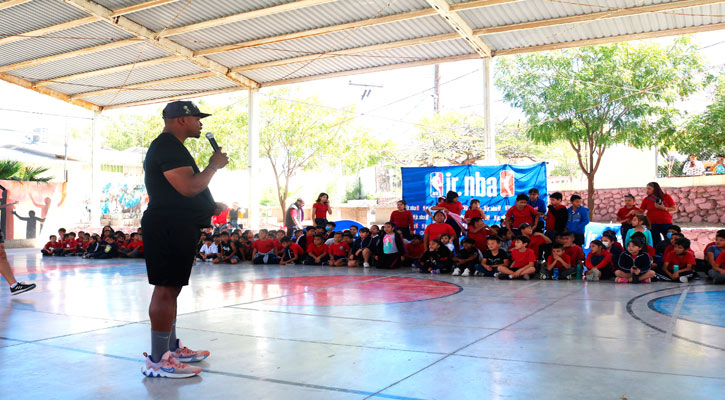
[518, 223, 532, 230]
[162, 101, 211, 120]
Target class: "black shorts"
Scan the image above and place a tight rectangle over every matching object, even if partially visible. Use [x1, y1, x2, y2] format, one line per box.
[142, 217, 201, 287]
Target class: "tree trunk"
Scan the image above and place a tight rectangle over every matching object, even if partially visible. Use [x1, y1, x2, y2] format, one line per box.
[587, 173, 595, 220]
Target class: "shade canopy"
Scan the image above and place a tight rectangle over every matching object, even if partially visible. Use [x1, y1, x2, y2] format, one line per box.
[1, 0, 723, 112]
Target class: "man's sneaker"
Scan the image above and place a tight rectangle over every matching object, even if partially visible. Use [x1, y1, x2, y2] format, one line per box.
[10, 282, 36, 296]
[493, 272, 500, 279]
[171, 340, 210, 363]
[615, 277, 628, 284]
[679, 276, 689, 283]
[452, 268, 461, 276]
[363, 262, 370, 268]
[461, 268, 470, 277]
[539, 272, 548, 280]
[141, 351, 201, 378]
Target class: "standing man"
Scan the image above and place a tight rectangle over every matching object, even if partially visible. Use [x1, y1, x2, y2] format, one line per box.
[141, 101, 228, 378]
[228, 202, 241, 229]
[0, 228, 36, 295]
[285, 198, 305, 237]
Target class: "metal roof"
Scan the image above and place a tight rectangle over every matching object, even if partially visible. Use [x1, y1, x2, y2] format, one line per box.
[1, 0, 723, 111]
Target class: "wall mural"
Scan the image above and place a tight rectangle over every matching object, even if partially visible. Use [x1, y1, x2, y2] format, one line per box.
[0, 180, 65, 240]
[100, 181, 148, 217]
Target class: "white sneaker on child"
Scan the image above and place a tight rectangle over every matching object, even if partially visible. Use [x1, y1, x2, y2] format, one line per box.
[679, 276, 689, 283]
[452, 268, 461, 276]
[363, 262, 370, 268]
[461, 268, 470, 276]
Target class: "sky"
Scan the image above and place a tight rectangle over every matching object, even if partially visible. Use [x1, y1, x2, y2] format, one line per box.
[1, 30, 724, 150]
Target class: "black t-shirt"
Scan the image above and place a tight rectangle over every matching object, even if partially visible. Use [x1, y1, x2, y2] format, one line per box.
[481, 249, 510, 266]
[143, 132, 216, 227]
[228, 208, 240, 221]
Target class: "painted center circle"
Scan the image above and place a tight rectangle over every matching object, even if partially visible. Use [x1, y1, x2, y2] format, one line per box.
[650, 291, 725, 327]
[219, 276, 461, 306]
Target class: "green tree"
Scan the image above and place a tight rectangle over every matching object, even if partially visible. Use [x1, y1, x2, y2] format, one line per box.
[260, 89, 387, 216]
[0, 160, 52, 182]
[410, 112, 487, 166]
[496, 37, 709, 217]
[674, 74, 725, 157]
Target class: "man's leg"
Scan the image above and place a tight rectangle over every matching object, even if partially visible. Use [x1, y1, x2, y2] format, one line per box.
[148, 285, 182, 362]
[0, 243, 36, 295]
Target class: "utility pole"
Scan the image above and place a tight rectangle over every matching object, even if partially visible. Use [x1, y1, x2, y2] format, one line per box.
[433, 64, 440, 113]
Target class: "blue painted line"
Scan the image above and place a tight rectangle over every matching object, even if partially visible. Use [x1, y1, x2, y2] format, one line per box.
[4, 336, 425, 400]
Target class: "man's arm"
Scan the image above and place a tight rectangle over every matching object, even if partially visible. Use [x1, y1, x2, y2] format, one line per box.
[163, 148, 228, 197]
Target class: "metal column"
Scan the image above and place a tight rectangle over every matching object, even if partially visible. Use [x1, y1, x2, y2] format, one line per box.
[247, 88, 260, 229]
[483, 57, 496, 164]
[89, 111, 101, 227]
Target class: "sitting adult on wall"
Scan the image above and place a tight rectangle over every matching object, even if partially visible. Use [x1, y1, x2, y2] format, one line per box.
[712, 154, 725, 175]
[681, 154, 705, 176]
[637, 182, 677, 247]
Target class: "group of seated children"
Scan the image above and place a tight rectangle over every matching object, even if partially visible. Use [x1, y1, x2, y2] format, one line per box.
[41, 227, 144, 259]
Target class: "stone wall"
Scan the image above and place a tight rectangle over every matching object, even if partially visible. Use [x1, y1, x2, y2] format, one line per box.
[558, 185, 725, 225]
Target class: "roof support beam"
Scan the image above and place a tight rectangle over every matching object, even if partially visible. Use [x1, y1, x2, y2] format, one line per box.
[0, 72, 101, 111]
[425, 0, 491, 57]
[110, 0, 178, 16]
[61, 0, 260, 89]
[70, 72, 216, 99]
[0, 39, 139, 73]
[34, 55, 185, 87]
[495, 22, 725, 56]
[102, 86, 245, 110]
[195, 0, 519, 57]
[0, 16, 100, 46]
[231, 33, 461, 72]
[0, 0, 31, 11]
[474, 0, 725, 36]
[160, 0, 336, 37]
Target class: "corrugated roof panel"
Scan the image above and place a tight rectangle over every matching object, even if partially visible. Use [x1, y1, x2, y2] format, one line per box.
[83, 75, 239, 106]
[7, 43, 170, 82]
[0, 21, 134, 67]
[0, 0, 90, 37]
[485, 4, 725, 51]
[124, 0, 291, 32]
[206, 15, 455, 68]
[45, 60, 208, 95]
[244, 38, 474, 83]
[172, 0, 431, 51]
[94, 0, 167, 10]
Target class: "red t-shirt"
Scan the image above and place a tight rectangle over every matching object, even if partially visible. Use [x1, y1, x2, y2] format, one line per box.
[65, 239, 78, 249]
[45, 241, 61, 251]
[640, 195, 675, 224]
[390, 210, 414, 230]
[464, 208, 484, 220]
[329, 241, 350, 257]
[716, 252, 725, 267]
[663, 251, 696, 272]
[424, 223, 456, 243]
[616, 206, 639, 225]
[508, 234, 546, 257]
[510, 248, 536, 269]
[312, 202, 329, 219]
[545, 204, 566, 231]
[505, 205, 538, 229]
[563, 245, 585, 266]
[585, 250, 612, 270]
[546, 253, 571, 269]
[646, 245, 655, 260]
[128, 240, 144, 253]
[286, 243, 304, 256]
[307, 243, 329, 257]
[405, 242, 425, 259]
[252, 238, 276, 253]
[436, 201, 463, 215]
[467, 229, 489, 252]
[273, 239, 284, 252]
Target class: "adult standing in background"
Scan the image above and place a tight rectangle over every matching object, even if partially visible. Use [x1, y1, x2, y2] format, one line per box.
[228, 202, 241, 229]
[140, 101, 228, 378]
[312, 193, 332, 228]
[637, 182, 676, 247]
[681, 154, 705, 176]
[285, 198, 305, 236]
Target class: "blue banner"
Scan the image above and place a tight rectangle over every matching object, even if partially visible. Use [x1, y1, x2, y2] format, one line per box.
[402, 163, 548, 235]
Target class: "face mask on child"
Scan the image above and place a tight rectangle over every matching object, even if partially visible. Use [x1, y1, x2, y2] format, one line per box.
[325, 226, 331, 231]
[602, 241, 611, 248]
[666, 232, 673, 239]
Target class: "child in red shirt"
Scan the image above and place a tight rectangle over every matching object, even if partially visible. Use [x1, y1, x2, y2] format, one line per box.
[42, 235, 62, 256]
[505, 194, 540, 232]
[423, 211, 456, 249]
[403, 234, 425, 269]
[305, 235, 329, 265]
[497, 235, 536, 280]
[328, 232, 351, 267]
[617, 194, 640, 242]
[562, 232, 585, 266]
[390, 200, 415, 239]
[62, 233, 79, 256]
[464, 199, 485, 223]
[280, 237, 304, 265]
[467, 217, 491, 253]
[542, 243, 574, 280]
[252, 229, 279, 264]
[585, 240, 614, 280]
[656, 237, 695, 283]
[510, 223, 550, 259]
[125, 234, 145, 258]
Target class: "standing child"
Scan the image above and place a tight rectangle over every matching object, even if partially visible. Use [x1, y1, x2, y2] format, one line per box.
[467, 217, 491, 254]
[527, 188, 547, 232]
[566, 195, 590, 246]
[349, 228, 374, 268]
[328, 232, 351, 267]
[252, 229, 278, 264]
[585, 240, 614, 281]
[423, 211, 456, 250]
[497, 236, 536, 280]
[617, 194, 640, 242]
[504, 194, 539, 233]
[452, 238, 480, 276]
[464, 199, 485, 223]
[430, 191, 465, 252]
[542, 243, 574, 280]
[616, 237, 655, 283]
[304, 235, 329, 265]
[390, 200, 415, 240]
[312, 193, 332, 228]
[656, 238, 695, 283]
[419, 240, 452, 274]
[280, 237, 304, 265]
[624, 215, 653, 248]
[375, 222, 405, 269]
[545, 192, 568, 240]
[476, 236, 510, 277]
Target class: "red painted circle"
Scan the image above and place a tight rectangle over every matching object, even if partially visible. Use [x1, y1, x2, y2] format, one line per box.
[218, 276, 461, 306]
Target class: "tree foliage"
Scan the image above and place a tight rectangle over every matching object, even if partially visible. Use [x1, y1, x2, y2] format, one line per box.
[496, 37, 710, 216]
[674, 74, 725, 157]
[410, 112, 487, 166]
[0, 160, 52, 182]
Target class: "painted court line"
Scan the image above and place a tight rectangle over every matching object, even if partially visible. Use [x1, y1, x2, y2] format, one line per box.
[664, 286, 690, 342]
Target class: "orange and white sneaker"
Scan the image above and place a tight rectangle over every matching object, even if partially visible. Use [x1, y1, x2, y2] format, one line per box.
[171, 339, 210, 363]
[141, 351, 201, 378]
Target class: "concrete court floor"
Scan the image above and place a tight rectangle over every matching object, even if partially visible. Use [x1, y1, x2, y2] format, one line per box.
[1, 248, 723, 400]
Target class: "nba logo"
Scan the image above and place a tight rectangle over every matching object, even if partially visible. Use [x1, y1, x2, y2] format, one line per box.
[500, 170, 515, 197]
[429, 172, 444, 198]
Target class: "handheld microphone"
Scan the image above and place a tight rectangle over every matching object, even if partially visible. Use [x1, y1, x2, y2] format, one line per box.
[205, 132, 219, 152]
